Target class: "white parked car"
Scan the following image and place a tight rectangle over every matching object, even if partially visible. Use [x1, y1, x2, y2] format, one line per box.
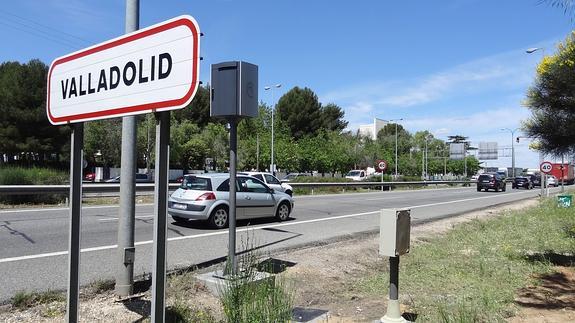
[239, 172, 293, 196]
[345, 170, 368, 181]
[546, 175, 558, 187]
[168, 173, 294, 229]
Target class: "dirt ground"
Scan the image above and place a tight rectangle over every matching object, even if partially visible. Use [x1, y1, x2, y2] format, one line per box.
[1, 198, 574, 322]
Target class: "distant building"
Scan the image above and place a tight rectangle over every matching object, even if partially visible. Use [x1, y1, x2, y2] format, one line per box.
[358, 118, 388, 140]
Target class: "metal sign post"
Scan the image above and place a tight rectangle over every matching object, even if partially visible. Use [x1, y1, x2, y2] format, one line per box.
[541, 161, 552, 198]
[227, 118, 238, 274]
[151, 111, 170, 323]
[66, 123, 83, 323]
[377, 160, 387, 192]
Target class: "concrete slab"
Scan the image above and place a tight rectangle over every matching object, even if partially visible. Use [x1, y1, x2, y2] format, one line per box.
[195, 269, 275, 297]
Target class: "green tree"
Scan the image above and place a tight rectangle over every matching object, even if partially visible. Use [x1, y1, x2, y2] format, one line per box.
[200, 123, 229, 170]
[170, 119, 202, 169]
[84, 119, 122, 167]
[172, 85, 212, 127]
[523, 32, 575, 156]
[320, 103, 348, 132]
[276, 87, 322, 140]
[0, 60, 70, 166]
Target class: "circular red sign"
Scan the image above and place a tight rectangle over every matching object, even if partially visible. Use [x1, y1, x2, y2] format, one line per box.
[540, 161, 553, 174]
[377, 160, 387, 171]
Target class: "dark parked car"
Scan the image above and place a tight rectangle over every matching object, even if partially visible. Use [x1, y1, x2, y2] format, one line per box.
[477, 173, 506, 192]
[529, 174, 542, 187]
[512, 176, 533, 189]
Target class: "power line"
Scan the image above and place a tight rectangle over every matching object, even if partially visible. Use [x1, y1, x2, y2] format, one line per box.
[0, 9, 93, 50]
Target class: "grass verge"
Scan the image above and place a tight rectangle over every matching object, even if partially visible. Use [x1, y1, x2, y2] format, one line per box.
[359, 196, 575, 321]
[11, 290, 65, 310]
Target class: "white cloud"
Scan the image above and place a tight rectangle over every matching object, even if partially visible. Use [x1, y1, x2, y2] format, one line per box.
[321, 45, 541, 111]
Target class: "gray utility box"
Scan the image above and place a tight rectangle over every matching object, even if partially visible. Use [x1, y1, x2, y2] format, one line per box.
[379, 208, 411, 257]
[210, 61, 258, 118]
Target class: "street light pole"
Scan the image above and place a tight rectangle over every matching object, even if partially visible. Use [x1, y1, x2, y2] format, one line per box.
[264, 84, 281, 175]
[501, 128, 519, 178]
[526, 47, 546, 196]
[388, 118, 403, 179]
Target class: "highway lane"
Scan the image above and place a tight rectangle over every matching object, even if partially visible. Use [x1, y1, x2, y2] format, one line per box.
[0, 185, 567, 300]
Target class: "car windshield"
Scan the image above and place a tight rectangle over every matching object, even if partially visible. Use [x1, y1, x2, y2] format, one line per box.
[181, 176, 211, 191]
[478, 175, 493, 180]
[347, 171, 361, 176]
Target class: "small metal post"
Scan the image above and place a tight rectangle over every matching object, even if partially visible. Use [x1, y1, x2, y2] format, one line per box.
[381, 256, 407, 322]
[67, 123, 83, 323]
[226, 118, 238, 275]
[151, 111, 170, 323]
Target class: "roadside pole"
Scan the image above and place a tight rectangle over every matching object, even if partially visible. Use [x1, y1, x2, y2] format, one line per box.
[66, 123, 83, 323]
[540, 152, 544, 198]
[151, 111, 170, 322]
[227, 119, 238, 274]
[116, 0, 139, 297]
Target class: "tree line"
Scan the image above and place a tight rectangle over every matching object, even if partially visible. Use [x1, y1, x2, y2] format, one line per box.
[1, 59, 484, 177]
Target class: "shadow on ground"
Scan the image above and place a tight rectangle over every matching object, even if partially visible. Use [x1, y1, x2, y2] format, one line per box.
[515, 266, 575, 310]
[525, 251, 575, 267]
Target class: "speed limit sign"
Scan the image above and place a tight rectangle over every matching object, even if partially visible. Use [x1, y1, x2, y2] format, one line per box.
[540, 161, 553, 174]
[377, 160, 387, 171]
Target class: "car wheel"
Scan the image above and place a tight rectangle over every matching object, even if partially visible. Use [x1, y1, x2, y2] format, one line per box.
[495, 186, 499, 192]
[502, 184, 506, 192]
[477, 187, 481, 192]
[209, 206, 229, 229]
[275, 202, 291, 221]
[171, 215, 187, 223]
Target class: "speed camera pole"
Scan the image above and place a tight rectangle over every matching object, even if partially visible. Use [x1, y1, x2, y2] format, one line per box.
[211, 61, 259, 275]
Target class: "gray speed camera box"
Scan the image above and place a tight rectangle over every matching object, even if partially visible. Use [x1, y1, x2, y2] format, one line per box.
[210, 61, 258, 118]
[379, 208, 411, 257]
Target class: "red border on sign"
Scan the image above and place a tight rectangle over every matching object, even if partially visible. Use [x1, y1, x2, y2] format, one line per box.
[540, 161, 553, 173]
[47, 16, 200, 125]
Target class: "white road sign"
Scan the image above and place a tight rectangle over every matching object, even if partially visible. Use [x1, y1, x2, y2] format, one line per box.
[377, 160, 387, 171]
[540, 161, 553, 174]
[47, 15, 201, 125]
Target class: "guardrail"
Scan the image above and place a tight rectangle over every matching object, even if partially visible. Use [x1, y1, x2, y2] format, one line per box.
[0, 180, 472, 196]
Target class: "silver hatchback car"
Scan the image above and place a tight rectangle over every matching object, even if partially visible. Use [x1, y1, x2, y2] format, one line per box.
[168, 173, 294, 229]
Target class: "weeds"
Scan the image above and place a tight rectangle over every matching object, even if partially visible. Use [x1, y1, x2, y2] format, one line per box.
[218, 233, 295, 323]
[11, 290, 65, 310]
[166, 299, 216, 323]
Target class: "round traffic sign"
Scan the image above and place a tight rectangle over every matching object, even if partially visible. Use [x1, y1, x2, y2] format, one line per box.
[540, 161, 553, 174]
[377, 160, 387, 171]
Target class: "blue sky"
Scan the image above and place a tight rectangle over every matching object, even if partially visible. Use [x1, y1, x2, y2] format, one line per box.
[1, 0, 572, 170]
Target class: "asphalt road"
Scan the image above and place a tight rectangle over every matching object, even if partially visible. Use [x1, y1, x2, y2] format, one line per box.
[0, 185, 567, 301]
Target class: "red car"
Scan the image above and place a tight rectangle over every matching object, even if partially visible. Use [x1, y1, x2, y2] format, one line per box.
[84, 172, 96, 182]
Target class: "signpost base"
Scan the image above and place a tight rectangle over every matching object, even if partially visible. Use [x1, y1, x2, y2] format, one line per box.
[381, 299, 408, 323]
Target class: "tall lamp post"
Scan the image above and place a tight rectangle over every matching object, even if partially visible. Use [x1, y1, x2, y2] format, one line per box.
[526, 47, 545, 193]
[424, 134, 432, 179]
[501, 128, 519, 178]
[387, 118, 404, 178]
[264, 84, 281, 175]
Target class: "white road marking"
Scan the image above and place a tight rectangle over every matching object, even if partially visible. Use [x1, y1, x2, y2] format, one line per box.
[0, 190, 538, 264]
[98, 215, 154, 222]
[0, 204, 154, 214]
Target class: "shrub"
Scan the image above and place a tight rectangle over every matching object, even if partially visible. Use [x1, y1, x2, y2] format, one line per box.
[0, 166, 68, 204]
